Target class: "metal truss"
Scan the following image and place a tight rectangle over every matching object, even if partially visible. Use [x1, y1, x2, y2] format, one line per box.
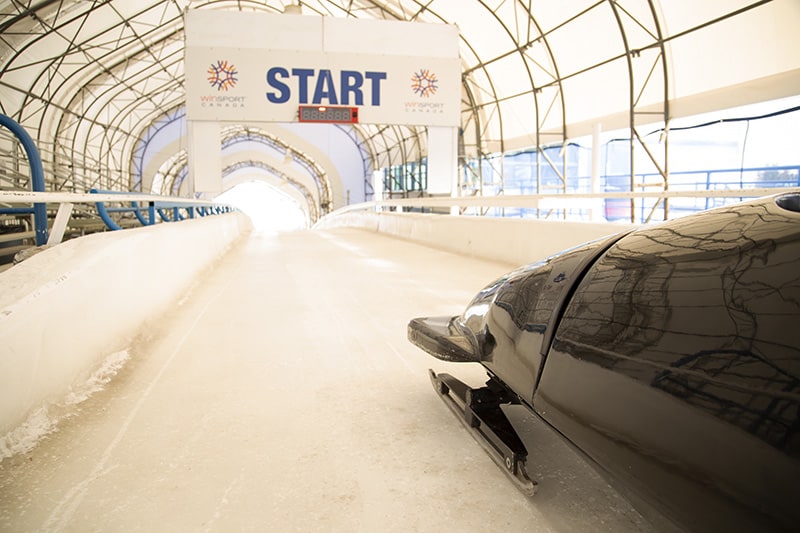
[608, 0, 669, 223]
[220, 125, 333, 214]
[223, 159, 319, 222]
[0, 0, 779, 222]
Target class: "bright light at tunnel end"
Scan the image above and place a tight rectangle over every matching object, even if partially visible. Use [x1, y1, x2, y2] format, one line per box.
[215, 181, 308, 232]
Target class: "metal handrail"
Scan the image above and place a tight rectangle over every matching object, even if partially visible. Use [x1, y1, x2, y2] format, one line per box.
[329, 187, 800, 217]
[88, 189, 232, 231]
[0, 190, 227, 205]
[0, 190, 234, 246]
[0, 114, 235, 248]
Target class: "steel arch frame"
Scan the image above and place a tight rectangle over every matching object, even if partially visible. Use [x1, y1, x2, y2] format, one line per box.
[0, 0, 778, 223]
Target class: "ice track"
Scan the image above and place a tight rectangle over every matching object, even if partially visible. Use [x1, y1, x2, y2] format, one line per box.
[0, 228, 652, 532]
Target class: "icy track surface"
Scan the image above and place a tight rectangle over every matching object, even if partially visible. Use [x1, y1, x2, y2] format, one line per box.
[0, 228, 653, 532]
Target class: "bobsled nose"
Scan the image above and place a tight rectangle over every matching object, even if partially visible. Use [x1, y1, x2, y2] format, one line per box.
[407, 315, 480, 363]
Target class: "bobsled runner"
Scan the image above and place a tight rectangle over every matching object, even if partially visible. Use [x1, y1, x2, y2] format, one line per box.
[426, 369, 536, 495]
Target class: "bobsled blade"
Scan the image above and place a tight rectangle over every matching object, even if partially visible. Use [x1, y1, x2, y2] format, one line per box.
[428, 369, 537, 496]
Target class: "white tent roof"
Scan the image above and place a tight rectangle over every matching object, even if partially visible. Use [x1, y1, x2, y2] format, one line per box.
[1, 0, 798, 209]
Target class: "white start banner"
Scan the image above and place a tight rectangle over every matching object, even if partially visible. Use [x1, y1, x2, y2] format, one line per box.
[184, 12, 461, 127]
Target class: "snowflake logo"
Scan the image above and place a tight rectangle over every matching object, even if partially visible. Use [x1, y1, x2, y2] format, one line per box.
[410, 69, 438, 98]
[207, 60, 238, 91]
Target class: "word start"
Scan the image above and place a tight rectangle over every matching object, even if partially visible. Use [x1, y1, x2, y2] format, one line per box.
[266, 68, 387, 106]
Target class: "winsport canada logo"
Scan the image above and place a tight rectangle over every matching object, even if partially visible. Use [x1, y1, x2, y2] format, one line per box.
[410, 69, 438, 98]
[207, 60, 238, 91]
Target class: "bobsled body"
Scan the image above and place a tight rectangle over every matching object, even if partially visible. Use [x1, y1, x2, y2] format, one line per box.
[408, 194, 800, 532]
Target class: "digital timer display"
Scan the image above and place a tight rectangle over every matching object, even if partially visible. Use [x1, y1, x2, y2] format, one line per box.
[298, 105, 359, 124]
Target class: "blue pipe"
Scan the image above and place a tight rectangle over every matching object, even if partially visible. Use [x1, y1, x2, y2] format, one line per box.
[0, 114, 48, 245]
[95, 190, 147, 228]
[0, 207, 35, 215]
[89, 189, 227, 229]
[90, 188, 122, 230]
[130, 201, 150, 226]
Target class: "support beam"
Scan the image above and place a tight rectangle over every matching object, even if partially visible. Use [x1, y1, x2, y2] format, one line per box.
[47, 202, 74, 245]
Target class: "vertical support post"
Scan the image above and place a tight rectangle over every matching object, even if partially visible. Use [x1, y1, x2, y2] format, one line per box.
[428, 126, 459, 214]
[372, 169, 384, 210]
[47, 202, 74, 245]
[591, 123, 603, 221]
[0, 114, 48, 245]
[188, 121, 222, 195]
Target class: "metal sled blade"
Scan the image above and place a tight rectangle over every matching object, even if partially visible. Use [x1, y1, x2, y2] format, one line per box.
[429, 369, 537, 496]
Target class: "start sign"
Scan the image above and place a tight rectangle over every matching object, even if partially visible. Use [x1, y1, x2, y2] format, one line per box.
[185, 13, 460, 126]
[266, 68, 387, 106]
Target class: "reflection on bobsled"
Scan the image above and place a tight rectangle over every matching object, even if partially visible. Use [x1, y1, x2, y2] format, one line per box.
[408, 193, 800, 533]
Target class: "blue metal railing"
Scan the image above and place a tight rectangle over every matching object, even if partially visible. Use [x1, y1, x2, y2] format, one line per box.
[1, 190, 235, 243]
[0, 114, 48, 245]
[0, 114, 234, 247]
[89, 189, 234, 231]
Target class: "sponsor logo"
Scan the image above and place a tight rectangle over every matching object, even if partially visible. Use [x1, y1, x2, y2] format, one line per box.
[207, 60, 238, 91]
[404, 101, 445, 114]
[410, 69, 438, 98]
[199, 95, 247, 109]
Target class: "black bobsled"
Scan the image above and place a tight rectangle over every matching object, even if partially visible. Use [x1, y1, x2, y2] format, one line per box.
[408, 193, 800, 532]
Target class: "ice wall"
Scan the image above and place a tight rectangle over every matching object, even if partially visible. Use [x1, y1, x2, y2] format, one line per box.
[315, 211, 638, 267]
[0, 212, 252, 444]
